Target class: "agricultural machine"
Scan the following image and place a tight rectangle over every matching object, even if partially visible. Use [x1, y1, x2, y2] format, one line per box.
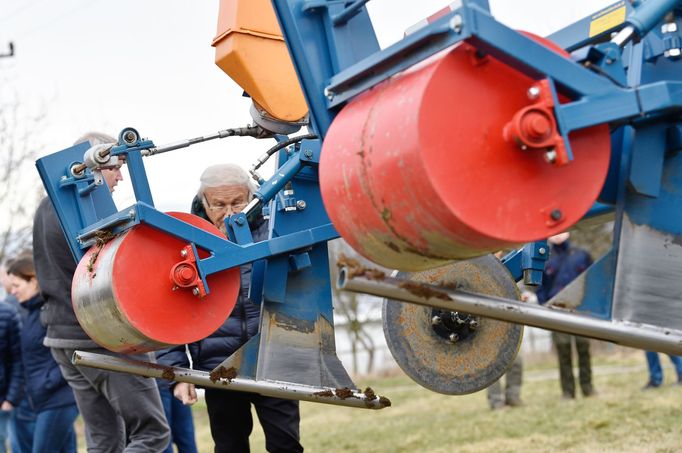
[36, 0, 682, 408]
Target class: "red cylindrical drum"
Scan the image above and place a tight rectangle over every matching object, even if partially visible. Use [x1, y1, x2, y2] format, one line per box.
[72, 212, 240, 353]
[320, 40, 610, 270]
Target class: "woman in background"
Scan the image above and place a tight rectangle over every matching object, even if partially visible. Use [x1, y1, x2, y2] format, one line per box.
[7, 255, 78, 453]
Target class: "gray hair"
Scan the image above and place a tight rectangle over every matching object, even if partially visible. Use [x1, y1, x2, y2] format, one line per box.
[198, 164, 256, 197]
[74, 132, 116, 146]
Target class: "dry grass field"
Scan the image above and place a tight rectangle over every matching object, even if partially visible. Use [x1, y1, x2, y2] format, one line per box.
[76, 350, 682, 452]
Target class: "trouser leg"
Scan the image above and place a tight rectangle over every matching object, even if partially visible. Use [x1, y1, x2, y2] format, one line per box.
[170, 396, 198, 453]
[645, 351, 663, 385]
[486, 379, 505, 409]
[253, 395, 303, 453]
[51, 348, 170, 453]
[553, 332, 575, 398]
[667, 355, 682, 382]
[205, 389, 253, 453]
[575, 336, 593, 395]
[31, 405, 79, 453]
[505, 355, 523, 405]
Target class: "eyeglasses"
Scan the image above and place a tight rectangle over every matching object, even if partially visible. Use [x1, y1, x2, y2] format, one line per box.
[202, 195, 248, 214]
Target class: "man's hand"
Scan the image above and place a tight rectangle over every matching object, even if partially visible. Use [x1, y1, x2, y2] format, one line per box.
[173, 383, 198, 406]
[1, 401, 13, 411]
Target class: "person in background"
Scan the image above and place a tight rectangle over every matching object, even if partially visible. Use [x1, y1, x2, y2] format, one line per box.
[642, 352, 682, 389]
[32, 132, 170, 452]
[0, 263, 22, 453]
[159, 164, 303, 453]
[7, 255, 78, 453]
[155, 351, 198, 453]
[536, 232, 596, 399]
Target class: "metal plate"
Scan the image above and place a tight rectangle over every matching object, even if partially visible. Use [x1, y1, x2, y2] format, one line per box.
[382, 255, 523, 394]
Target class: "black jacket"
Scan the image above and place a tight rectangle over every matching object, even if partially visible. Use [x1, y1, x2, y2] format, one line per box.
[33, 197, 98, 348]
[18, 294, 77, 411]
[158, 200, 267, 372]
[0, 300, 23, 405]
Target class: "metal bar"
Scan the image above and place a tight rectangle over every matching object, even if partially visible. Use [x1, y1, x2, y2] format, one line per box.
[331, 0, 371, 25]
[72, 351, 390, 410]
[338, 270, 682, 355]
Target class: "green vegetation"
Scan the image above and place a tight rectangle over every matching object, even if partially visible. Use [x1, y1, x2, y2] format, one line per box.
[77, 352, 682, 452]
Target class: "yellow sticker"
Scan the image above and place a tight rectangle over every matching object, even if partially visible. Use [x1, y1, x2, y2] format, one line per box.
[589, 2, 627, 38]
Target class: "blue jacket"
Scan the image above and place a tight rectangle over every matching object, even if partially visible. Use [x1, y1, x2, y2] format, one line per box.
[0, 300, 22, 405]
[536, 241, 592, 304]
[18, 294, 76, 411]
[158, 210, 268, 373]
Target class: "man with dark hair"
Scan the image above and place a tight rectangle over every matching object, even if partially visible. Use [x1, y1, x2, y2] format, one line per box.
[33, 133, 170, 452]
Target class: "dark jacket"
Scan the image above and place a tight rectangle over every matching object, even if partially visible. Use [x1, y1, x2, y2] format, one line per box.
[536, 241, 592, 304]
[18, 294, 77, 411]
[33, 197, 97, 348]
[0, 300, 23, 405]
[158, 201, 267, 372]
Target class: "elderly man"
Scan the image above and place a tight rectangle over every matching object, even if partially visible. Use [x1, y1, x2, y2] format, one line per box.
[33, 132, 170, 452]
[158, 164, 303, 453]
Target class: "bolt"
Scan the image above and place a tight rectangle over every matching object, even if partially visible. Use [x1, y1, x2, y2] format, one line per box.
[544, 149, 557, 164]
[605, 58, 614, 65]
[123, 131, 137, 143]
[662, 22, 678, 34]
[550, 209, 563, 221]
[128, 209, 136, 219]
[449, 14, 463, 33]
[192, 287, 200, 297]
[234, 217, 244, 226]
[171, 286, 178, 292]
[180, 249, 188, 258]
[448, 333, 459, 343]
[324, 87, 334, 100]
[527, 86, 540, 100]
[296, 200, 307, 210]
[538, 247, 547, 255]
[431, 316, 442, 326]
[469, 319, 479, 330]
[665, 48, 682, 59]
[303, 149, 314, 159]
[60, 175, 68, 181]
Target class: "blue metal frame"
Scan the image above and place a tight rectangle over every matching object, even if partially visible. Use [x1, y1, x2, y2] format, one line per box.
[35, 0, 682, 378]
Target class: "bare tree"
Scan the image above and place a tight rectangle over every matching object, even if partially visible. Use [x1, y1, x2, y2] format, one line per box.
[0, 81, 46, 263]
[328, 239, 379, 375]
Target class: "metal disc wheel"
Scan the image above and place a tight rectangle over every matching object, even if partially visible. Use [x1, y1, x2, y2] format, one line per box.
[382, 255, 523, 394]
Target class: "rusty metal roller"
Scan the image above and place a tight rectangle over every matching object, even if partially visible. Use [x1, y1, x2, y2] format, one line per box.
[71, 212, 240, 354]
[383, 255, 523, 395]
[319, 37, 611, 271]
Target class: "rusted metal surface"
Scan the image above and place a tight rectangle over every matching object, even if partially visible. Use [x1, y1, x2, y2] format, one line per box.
[340, 260, 682, 356]
[73, 350, 390, 409]
[319, 39, 611, 271]
[381, 255, 523, 395]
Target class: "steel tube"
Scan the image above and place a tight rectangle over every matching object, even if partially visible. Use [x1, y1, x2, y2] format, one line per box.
[338, 269, 682, 355]
[73, 351, 390, 410]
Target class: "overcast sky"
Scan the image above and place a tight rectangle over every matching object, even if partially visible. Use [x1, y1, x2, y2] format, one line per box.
[0, 0, 614, 215]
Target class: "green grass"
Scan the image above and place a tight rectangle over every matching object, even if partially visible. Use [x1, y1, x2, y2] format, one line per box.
[77, 351, 682, 452]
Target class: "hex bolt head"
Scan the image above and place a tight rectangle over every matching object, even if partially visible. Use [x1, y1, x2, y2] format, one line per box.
[448, 333, 459, 343]
[538, 247, 547, 255]
[123, 131, 137, 144]
[550, 209, 563, 221]
[324, 88, 334, 100]
[527, 86, 541, 100]
[304, 149, 314, 158]
[192, 287, 200, 297]
[180, 249, 188, 258]
[449, 14, 463, 33]
[662, 22, 678, 33]
[296, 200, 307, 210]
[544, 149, 557, 164]
[234, 217, 244, 226]
[469, 319, 479, 330]
[431, 316, 442, 326]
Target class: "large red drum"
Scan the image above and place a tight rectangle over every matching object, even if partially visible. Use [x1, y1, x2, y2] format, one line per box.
[320, 39, 611, 270]
[72, 212, 240, 353]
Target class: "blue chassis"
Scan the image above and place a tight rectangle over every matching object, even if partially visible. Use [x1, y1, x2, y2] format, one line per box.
[36, 0, 682, 358]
